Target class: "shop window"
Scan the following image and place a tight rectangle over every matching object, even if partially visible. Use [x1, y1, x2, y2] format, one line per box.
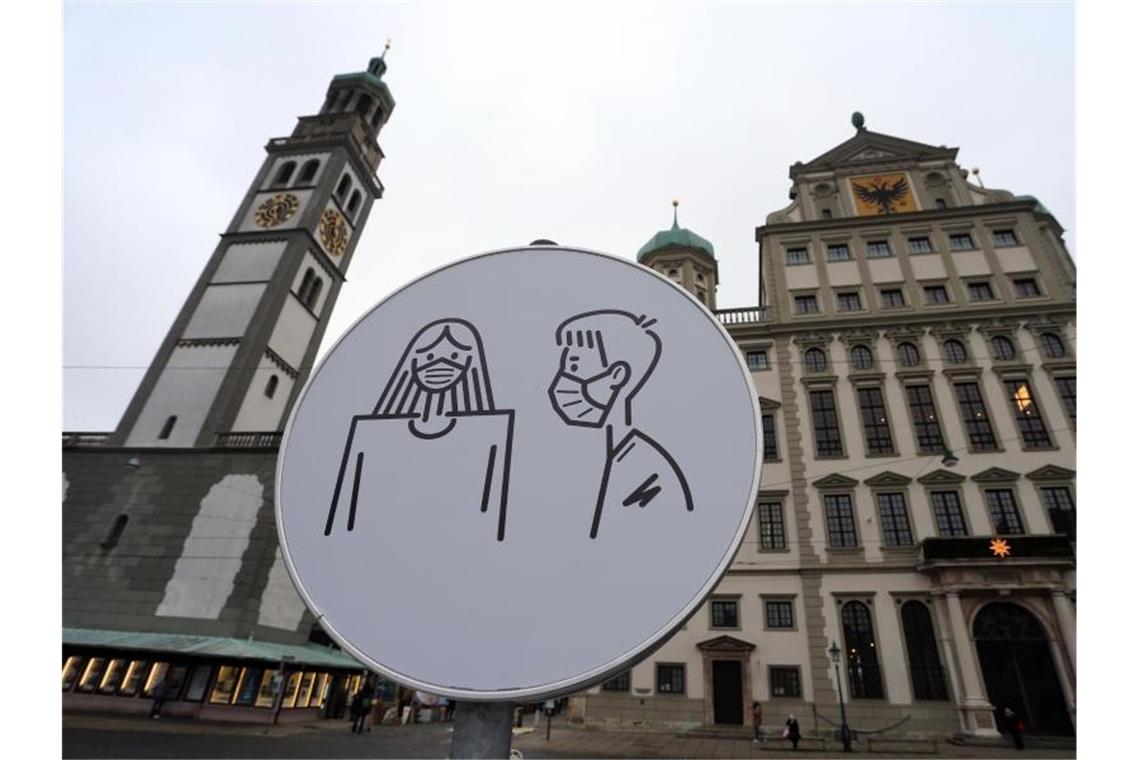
[841, 601, 884, 698]
[77, 658, 107, 692]
[99, 659, 128, 694]
[209, 665, 241, 704]
[233, 667, 263, 706]
[312, 673, 332, 709]
[184, 666, 212, 702]
[119, 660, 149, 696]
[297, 672, 318, 708]
[62, 656, 84, 691]
[283, 671, 303, 708]
[254, 670, 278, 708]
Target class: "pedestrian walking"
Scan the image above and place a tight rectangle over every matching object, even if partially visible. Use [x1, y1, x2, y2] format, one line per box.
[752, 702, 764, 742]
[1003, 706, 1025, 751]
[150, 675, 177, 719]
[783, 714, 801, 750]
[349, 689, 367, 734]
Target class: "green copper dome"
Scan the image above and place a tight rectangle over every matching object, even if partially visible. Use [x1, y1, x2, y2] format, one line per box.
[637, 205, 715, 262]
[1014, 194, 1052, 217]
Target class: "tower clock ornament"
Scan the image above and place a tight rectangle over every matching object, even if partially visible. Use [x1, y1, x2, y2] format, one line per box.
[253, 192, 300, 228]
[319, 208, 349, 256]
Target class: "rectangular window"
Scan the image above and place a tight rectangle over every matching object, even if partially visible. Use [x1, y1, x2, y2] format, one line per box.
[794, 294, 820, 314]
[98, 659, 127, 694]
[949, 233, 976, 251]
[765, 600, 795, 629]
[877, 492, 914, 546]
[866, 240, 891, 258]
[1004, 379, 1053, 448]
[786, 247, 810, 265]
[1055, 376, 1076, 426]
[986, 489, 1025, 534]
[954, 382, 998, 451]
[907, 236, 933, 254]
[923, 284, 950, 304]
[183, 666, 212, 702]
[602, 671, 631, 691]
[62, 656, 84, 692]
[857, 386, 895, 455]
[282, 671, 303, 708]
[824, 493, 859, 547]
[1012, 277, 1042, 298]
[711, 599, 740, 628]
[119, 660, 149, 696]
[810, 389, 844, 457]
[77, 658, 107, 693]
[233, 667, 263, 707]
[827, 243, 852, 262]
[209, 665, 241, 705]
[905, 384, 945, 453]
[1041, 486, 1076, 539]
[836, 291, 863, 311]
[656, 664, 685, 694]
[254, 671, 278, 708]
[930, 491, 969, 537]
[758, 502, 786, 550]
[967, 281, 996, 301]
[769, 667, 802, 698]
[746, 350, 769, 371]
[295, 672, 317, 709]
[993, 229, 1019, 247]
[880, 288, 906, 308]
[762, 414, 779, 461]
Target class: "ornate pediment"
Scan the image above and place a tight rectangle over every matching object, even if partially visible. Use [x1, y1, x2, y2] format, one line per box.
[1026, 465, 1076, 482]
[794, 129, 957, 176]
[812, 473, 860, 489]
[916, 469, 966, 485]
[863, 471, 913, 487]
[696, 635, 756, 653]
[970, 467, 1020, 483]
[758, 396, 782, 411]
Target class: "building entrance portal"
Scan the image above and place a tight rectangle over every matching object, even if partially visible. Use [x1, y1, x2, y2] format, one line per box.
[712, 660, 744, 724]
[973, 602, 1074, 736]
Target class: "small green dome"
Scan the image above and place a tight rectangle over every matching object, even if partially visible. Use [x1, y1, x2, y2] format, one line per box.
[1014, 194, 1052, 217]
[637, 204, 715, 262]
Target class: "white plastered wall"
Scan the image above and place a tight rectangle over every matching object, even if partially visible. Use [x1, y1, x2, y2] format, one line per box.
[156, 474, 264, 619]
[257, 547, 309, 631]
[212, 240, 287, 283]
[125, 344, 237, 447]
[231, 355, 295, 432]
[183, 284, 266, 339]
[268, 297, 317, 370]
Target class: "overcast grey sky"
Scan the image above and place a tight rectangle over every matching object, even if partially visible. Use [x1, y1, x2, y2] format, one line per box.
[63, 1, 1074, 431]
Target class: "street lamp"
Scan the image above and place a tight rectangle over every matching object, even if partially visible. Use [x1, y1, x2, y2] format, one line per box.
[939, 446, 959, 467]
[828, 641, 853, 753]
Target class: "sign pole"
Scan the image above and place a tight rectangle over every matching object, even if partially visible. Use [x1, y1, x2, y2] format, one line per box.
[449, 701, 515, 759]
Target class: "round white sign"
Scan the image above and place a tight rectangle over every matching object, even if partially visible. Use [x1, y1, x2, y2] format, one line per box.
[277, 246, 761, 700]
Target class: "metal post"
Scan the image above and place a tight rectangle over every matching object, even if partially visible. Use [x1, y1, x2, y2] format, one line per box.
[449, 701, 515, 759]
[546, 707, 552, 741]
[833, 660, 852, 753]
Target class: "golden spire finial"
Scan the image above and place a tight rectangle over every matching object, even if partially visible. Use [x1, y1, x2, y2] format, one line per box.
[381, 37, 392, 60]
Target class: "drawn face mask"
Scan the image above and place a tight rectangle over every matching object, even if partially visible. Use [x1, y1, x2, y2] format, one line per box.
[548, 367, 623, 428]
[414, 356, 467, 391]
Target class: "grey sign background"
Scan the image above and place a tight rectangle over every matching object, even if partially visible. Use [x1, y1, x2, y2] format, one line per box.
[277, 247, 761, 700]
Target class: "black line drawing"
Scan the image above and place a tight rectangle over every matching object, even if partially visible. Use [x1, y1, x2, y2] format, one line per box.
[548, 310, 693, 538]
[325, 318, 515, 541]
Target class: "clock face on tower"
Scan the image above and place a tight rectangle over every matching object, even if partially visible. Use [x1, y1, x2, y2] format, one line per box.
[319, 208, 349, 257]
[253, 193, 300, 228]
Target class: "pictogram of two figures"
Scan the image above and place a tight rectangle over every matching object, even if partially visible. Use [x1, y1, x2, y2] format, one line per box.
[324, 310, 693, 542]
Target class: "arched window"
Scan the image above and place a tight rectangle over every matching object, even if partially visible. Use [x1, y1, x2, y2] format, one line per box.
[336, 174, 352, 200]
[991, 335, 1017, 361]
[943, 339, 968, 364]
[804, 347, 828, 373]
[1041, 332, 1067, 358]
[897, 342, 921, 367]
[264, 374, 279, 399]
[370, 108, 385, 128]
[305, 278, 323, 311]
[158, 415, 177, 440]
[298, 159, 319, 184]
[272, 161, 296, 187]
[901, 601, 948, 700]
[821, 208, 833, 219]
[298, 268, 316, 301]
[347, 190, 361, 214]
[851, 345, 874, 371]
[841, 601, 884, 699]
[354, 94, 373, 118]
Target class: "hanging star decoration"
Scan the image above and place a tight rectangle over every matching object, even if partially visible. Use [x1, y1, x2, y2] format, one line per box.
[989, 538, 1011, 558]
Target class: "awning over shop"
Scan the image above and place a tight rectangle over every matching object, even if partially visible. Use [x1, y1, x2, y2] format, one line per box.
[62, 627, 365, 670]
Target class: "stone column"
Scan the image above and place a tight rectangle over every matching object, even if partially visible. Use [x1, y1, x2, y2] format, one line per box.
[932, 596, 968, 732]
[944, 592, 999, 736]
[1047, 634, 1077, 723]
[1050, 590, 1076, 670]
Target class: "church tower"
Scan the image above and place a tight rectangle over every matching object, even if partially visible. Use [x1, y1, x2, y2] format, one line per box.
[110, 51, 396, 448]
[637, 200, 719, 310]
